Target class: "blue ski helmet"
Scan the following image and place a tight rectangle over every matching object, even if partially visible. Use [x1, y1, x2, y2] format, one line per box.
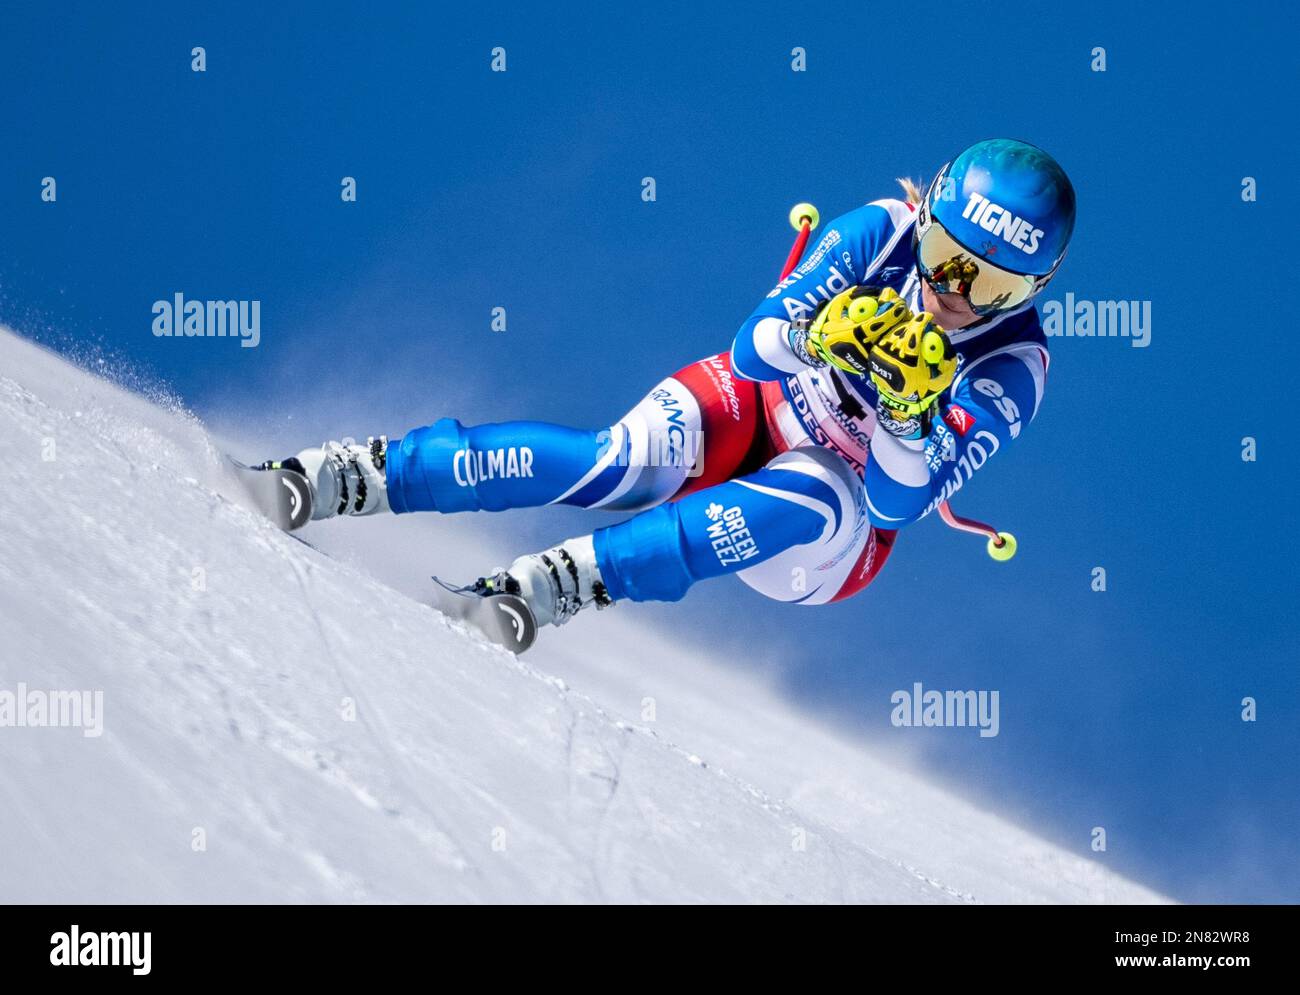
[914, 138, 1075, 314]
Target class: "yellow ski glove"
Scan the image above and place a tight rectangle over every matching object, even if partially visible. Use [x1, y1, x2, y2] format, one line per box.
[867, 312, 957, 439]
[801, 286, 912, 377]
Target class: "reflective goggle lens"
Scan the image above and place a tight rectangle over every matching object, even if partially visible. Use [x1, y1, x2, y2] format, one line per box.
[916, 222, 1037, 315]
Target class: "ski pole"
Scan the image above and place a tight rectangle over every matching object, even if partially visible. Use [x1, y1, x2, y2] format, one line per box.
[936, 502, 1017, 561]
[780, 203, 1017, 561]
[781, 203, 819, 281]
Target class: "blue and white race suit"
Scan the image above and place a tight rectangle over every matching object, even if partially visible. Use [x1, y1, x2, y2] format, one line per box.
[384, 198, 1049, 605]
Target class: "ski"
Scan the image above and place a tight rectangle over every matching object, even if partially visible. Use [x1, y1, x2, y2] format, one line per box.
[431, 580, 539, 654]
[227, 457, 536, 651]
[226, 457, 314, 531]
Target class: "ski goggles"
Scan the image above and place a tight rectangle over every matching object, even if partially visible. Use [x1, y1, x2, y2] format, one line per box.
[914, 220, 1042, 316]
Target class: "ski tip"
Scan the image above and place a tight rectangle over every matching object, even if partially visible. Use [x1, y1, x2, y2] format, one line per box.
[430, 581, 538, 655]
[225, 456, 314, 531]
[481, 594, 538, 654]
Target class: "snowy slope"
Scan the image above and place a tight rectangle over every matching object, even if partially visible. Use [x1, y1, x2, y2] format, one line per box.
[0, 328, 1168, 903]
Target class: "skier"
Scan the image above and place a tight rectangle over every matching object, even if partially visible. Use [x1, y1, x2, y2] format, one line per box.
[256, 138, 1075, 636]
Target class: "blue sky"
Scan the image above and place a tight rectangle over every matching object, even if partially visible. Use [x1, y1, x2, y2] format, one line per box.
[2, 1, 1296, 901]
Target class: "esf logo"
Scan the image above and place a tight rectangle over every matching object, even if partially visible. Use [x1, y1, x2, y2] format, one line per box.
[972, 377, 1021, 438]
[961, 193, 1044, 255]
[453, 447, 535, 487]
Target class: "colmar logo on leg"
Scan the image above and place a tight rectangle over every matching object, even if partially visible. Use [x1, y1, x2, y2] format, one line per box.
[453, 447, 535, 487]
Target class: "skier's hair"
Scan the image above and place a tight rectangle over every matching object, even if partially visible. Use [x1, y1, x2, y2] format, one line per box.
[896, 177, 924, 206]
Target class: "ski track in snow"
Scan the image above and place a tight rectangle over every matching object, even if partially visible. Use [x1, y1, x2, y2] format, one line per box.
[0, 328, 1170, 904]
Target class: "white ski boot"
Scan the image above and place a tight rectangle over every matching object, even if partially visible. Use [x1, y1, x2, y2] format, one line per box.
[262, 437, 389, 520]
[480, 536, 613, 628]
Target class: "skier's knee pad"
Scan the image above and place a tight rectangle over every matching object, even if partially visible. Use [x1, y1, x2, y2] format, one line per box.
[735, 446, 872, 606]
[583, 354, 761, 511]
[668, 353, 762, 497]
[574, 381, 700, 511]
[595, 444, 867, 605]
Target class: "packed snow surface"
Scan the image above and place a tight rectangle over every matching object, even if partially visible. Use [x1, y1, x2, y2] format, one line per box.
[0, 328, 1166, 903]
